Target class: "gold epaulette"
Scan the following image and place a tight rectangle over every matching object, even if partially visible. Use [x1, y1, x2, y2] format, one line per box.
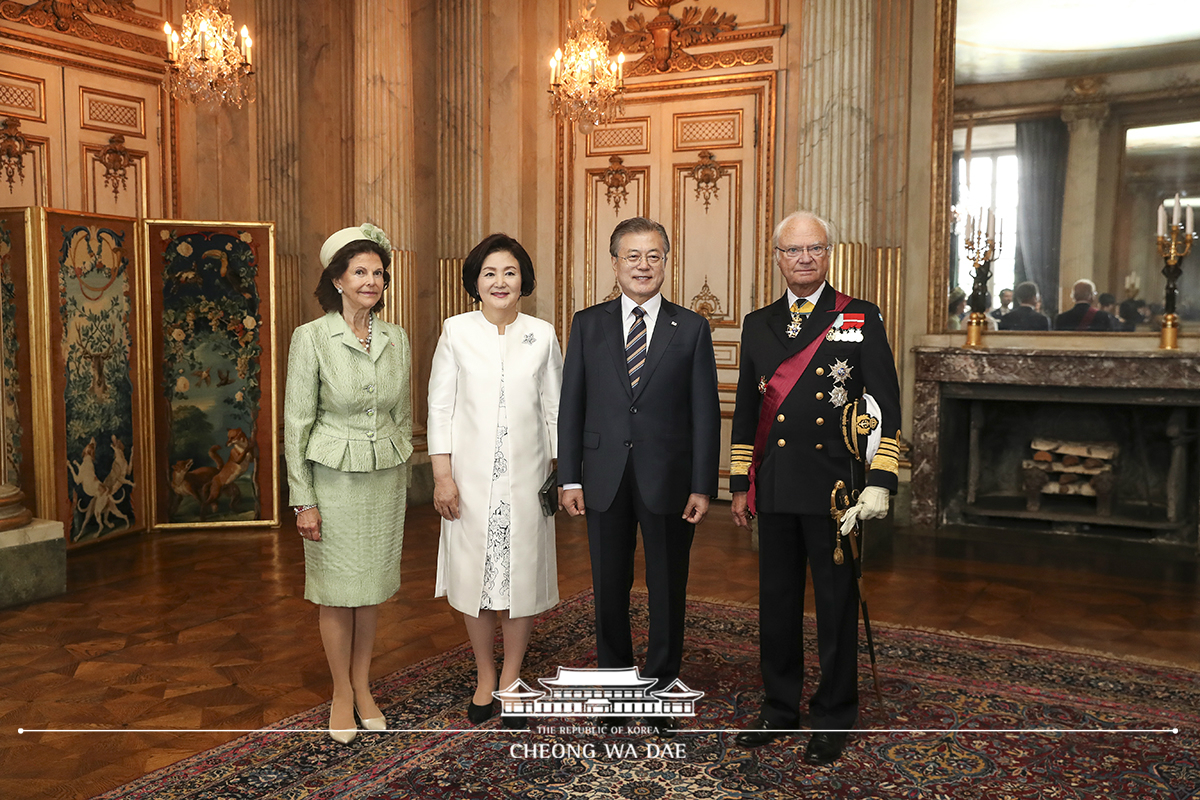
[730, 443, 753, 476]
[869, 430, 901, 475]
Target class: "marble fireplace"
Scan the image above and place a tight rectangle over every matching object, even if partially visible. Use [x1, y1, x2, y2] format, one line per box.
[911, 347, 1200, 554]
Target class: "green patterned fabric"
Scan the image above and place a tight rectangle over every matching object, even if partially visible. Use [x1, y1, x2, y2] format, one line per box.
[284, 312, 413, 507]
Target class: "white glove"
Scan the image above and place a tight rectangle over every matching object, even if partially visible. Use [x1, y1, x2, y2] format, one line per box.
[838, 486, 890, 537]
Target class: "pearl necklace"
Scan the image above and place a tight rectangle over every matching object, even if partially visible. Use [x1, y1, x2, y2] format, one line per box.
[356, 313, 373, 350]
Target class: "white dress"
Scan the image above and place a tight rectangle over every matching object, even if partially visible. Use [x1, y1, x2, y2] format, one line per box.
[480, 356, 511, 609]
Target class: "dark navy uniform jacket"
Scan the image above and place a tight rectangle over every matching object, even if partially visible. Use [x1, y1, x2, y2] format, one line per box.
[729, 283, 901, 516]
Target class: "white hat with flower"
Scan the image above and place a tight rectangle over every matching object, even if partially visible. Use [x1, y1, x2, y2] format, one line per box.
[319, 223, 392, 269]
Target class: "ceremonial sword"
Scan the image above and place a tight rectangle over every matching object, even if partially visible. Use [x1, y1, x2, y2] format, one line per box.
[830, 479, 885, 715]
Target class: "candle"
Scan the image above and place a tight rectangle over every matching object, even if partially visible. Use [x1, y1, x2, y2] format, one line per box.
[245, 36, 252, 66]
[549, 56, 557, 87]
[199, 20, 208, 59]
[590, 58, 596, 83]
[1173, 192, 1182, 228]
[1158, 204, 1167, 237]
[171, 31, 179, 60]
[986, 207, 995, 239]
[1188, 204, 1195, 235]
[240, 25, 249, 61]
[617, 52, 625, 85]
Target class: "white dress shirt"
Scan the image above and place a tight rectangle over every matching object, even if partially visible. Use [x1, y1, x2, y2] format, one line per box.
[786, 282, 825, 312]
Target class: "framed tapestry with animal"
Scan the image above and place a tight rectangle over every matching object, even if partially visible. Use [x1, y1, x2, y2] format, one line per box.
[27, 209, 150, 546]
[0, 208, 38, 509]
[143, 221, 278, 528]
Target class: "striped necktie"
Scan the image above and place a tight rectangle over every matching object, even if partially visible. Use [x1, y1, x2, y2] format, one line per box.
[626, 306, 647, 389]
[786, 299, 814, 338]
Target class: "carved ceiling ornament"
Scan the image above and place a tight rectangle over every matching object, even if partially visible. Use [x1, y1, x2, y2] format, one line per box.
[0, 0, 165, 58]
[601, 154, 632, 213]
[689, 275, 726, 324]
[688, 150, 725, 211]
[611, 0, 737, 74]
[97, 133, 132, 200]
[0, 117, 30, 193]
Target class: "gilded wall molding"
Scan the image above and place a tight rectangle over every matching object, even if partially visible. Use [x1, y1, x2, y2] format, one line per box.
[0, 0, 166, 59]
[926, 0, 955, 336]
[626, 45, 773, 77]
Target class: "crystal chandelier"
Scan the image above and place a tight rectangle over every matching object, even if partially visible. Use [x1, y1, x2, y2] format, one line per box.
[549, 1, 625, 133]
[162, 0, 255, 108]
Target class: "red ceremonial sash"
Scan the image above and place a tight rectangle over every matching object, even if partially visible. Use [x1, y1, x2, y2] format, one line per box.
[747, 291, 852, 515]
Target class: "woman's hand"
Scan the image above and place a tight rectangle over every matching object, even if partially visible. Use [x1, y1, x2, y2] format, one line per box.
[297, 507, 323, 541]
[433, 478, 461, 521]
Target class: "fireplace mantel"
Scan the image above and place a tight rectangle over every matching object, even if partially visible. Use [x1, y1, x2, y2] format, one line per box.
[911, 347, 1200, 551]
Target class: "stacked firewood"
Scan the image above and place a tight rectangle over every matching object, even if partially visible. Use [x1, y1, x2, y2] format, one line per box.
[1021, 439, 1118, 515]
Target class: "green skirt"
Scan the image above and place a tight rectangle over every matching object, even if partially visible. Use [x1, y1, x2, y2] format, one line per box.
[303, 462, 407, 607]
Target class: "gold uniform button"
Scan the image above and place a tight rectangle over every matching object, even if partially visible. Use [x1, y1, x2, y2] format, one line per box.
[815, 443, 824, 450]
[816, 392, 824, 400]
[815, 367, 825, 376]
[776, 414, 785, 422]
[777, 438, 786, 447]
[816, 417, 824, 425]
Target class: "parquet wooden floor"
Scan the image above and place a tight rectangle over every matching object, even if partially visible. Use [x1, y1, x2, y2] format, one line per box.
[1, 503, 1196, 800]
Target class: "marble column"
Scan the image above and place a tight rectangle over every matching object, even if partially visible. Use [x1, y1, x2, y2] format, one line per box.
[436, 0, 485, 259]
[255, 0, 302, 349]
[794, 0, 873, 242]
[1058, 102, 1109, 303]
[352, 0, 417, 254]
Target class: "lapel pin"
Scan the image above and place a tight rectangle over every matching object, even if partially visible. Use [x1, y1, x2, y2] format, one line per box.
[671, 320, 678, 326]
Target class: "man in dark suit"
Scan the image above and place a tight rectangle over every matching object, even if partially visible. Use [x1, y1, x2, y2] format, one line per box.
[1055, 279, 1118, 331]
[559, 216, 720, 737]
[998, 281, 1051, 331]
[729, 211, 901, 765]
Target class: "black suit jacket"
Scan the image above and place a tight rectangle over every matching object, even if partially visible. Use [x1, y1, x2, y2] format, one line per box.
[729, 285, 901, 515]
[1054, 302, 1117, 331]
[558, 296, 721, 515]
[998, 304, 1051, 331]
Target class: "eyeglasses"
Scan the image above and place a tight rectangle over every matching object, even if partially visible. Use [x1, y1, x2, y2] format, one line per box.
[776, 245, 832, 259]
[619, 253, 665, 266]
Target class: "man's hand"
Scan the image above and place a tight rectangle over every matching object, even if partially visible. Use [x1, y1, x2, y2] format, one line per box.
[562, 487, 586, 516]
[838, 486, 889, 536]
[731, 491, 752, 530]
[682, 493, 710, 524]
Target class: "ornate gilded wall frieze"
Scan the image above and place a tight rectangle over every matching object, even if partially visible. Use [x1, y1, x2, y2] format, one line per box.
[611, 0, 737, 73]
[689, 276, 726, 324]
[626, 45, 772, 77]
[0, 1, 166, 59]
[97, 133, 131, 200]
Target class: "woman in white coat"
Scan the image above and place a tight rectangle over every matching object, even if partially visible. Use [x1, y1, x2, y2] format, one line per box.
[427, 233, 563, 728]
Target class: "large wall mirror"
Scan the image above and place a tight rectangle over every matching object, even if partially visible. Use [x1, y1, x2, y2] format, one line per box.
[931, 0, 1200, 334]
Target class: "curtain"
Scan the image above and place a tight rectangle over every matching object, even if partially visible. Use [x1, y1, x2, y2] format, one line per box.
[1014, 118, 1069, 316]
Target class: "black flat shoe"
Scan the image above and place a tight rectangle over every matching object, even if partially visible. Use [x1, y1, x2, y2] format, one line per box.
[734, 717, 788, 748]
[804, 731, 848, 765]
[467, 699, 495, 724]
[645, 716, 679, 738]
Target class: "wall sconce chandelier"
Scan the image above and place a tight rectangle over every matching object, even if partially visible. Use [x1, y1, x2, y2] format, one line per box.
[162, 0, 255, 108]
[98, 135, 133, 201]
[549, 0, 625, 133]
[0, 117, 30, 193]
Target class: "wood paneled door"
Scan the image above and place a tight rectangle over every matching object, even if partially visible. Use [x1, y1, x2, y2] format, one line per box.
[561, 72, 777, 497]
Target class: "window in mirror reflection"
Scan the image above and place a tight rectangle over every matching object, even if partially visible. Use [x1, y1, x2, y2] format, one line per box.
[952, 149, 1018, 327]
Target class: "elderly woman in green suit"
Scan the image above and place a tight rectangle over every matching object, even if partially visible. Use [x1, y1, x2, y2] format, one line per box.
[284, 223, 412, 744]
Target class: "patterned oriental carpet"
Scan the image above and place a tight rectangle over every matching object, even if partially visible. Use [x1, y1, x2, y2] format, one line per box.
[93, 590, 1199, 800]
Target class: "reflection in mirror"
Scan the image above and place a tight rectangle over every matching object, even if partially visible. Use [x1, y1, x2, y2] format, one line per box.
[939, 0, 1200, 334]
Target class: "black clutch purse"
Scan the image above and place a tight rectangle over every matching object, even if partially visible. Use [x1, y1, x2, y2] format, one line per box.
[539, 469, 558, 517]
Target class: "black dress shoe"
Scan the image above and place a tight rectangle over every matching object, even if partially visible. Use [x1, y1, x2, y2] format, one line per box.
[734, 718, 788, 748]
[804, 731, 848, 765]
[501, 714, 528, 729]
[467, 699, 495, 724]
[645, 716, 679, 738]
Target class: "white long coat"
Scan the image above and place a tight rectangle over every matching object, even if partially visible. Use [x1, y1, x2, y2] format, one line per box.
[428, 311, 563, 618]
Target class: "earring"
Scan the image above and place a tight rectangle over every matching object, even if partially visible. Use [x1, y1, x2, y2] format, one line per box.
[336, 286, 343, 294]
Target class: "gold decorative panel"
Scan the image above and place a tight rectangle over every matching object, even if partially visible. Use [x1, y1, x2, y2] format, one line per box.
[0, 71, 45, 121]
[80, 87, 145, 138]
[586, 117, 651, 157]
[674, 110, 743, 151]
[672, 159, 741, 327]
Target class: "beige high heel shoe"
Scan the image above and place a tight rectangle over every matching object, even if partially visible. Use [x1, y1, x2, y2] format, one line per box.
[355, 703, 387, 731]
[329, 700, 358, 744]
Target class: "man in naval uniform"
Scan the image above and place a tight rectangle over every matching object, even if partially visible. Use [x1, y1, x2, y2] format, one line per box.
[729, 211, 901, 765]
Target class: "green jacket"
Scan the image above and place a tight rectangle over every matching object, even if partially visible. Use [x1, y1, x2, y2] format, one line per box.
[284, 312, 412, 506]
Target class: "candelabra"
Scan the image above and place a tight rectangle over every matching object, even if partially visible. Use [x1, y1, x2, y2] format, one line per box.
[961, 208, 1001, 348]
[1156, 194, 1194, 350]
